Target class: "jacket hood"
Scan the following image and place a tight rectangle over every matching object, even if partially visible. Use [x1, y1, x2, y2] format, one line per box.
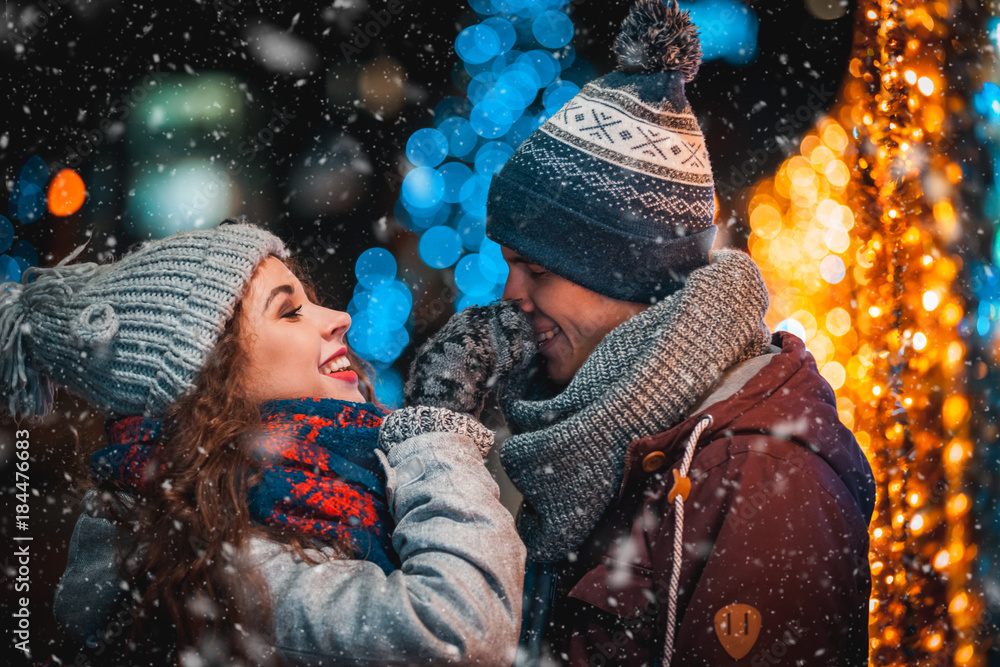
[681, 331, 876, 521]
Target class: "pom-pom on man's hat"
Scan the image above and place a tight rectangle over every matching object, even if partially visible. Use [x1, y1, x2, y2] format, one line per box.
[486, 0, 716, 303]
[0, 221, 289, 420]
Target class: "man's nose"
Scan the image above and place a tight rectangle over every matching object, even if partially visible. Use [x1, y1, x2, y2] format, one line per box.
[502, 273, 533, 312]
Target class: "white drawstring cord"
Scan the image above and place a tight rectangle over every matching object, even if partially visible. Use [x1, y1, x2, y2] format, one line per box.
[662, 413, 713, 667]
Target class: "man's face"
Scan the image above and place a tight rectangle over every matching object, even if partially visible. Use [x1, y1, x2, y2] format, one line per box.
[501, 246, 648, 386]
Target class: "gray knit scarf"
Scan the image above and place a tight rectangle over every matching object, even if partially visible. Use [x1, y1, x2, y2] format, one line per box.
[498, 249, 772, 562]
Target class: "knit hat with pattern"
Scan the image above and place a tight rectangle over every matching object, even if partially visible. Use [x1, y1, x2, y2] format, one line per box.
[0, 221, 289, 420]
[486, 0, 716, 303]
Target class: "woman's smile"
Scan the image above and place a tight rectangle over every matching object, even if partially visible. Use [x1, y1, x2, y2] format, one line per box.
[243, 256, 365, 403]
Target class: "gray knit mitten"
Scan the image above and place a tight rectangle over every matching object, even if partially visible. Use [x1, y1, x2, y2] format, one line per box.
[406, 301, 537, 419]
[379, 406, 495, 458]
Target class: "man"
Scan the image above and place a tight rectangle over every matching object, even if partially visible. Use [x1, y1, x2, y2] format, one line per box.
[406, 1, 875, 664]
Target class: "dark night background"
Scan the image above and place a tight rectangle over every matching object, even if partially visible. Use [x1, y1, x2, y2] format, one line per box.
[0, 0, 854, 663]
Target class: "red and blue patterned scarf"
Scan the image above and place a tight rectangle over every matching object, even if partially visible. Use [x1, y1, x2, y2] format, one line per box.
[90, 397, 399, 574]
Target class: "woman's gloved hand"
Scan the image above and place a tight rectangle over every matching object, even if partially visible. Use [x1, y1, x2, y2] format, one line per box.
[405, 301, 536, 419]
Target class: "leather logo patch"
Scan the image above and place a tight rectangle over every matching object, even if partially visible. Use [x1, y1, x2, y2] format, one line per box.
[714, 603, 762, 659]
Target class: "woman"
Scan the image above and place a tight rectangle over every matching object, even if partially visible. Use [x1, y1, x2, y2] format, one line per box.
[0, 220, 526, 665]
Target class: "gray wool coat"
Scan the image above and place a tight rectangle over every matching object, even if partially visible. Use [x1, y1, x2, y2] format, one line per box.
[54, 431, 527, 665]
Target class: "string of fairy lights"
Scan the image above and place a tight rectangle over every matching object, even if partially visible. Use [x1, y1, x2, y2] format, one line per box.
[749, 0, 984, 664]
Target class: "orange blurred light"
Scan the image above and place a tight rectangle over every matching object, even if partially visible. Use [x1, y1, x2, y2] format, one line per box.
[48, 169, 86, 216]
[942, 397, 969, 432]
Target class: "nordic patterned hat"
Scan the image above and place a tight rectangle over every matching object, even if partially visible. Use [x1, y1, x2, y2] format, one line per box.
[0, 221, 289, 420]
[486, 0, 716, 302]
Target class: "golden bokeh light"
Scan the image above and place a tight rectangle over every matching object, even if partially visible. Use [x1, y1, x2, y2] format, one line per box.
[747, 1, 979, 663]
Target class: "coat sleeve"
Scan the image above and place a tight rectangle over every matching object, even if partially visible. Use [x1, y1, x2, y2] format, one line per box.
[670, 439, 871, 667]
[54, 430, 526, 666]
[255, 430, 526, 666]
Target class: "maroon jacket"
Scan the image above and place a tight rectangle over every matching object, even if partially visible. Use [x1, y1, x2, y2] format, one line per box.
[523, 332, 876, 666]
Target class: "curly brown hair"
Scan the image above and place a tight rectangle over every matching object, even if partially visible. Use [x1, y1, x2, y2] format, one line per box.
[94, 253, 376, 665]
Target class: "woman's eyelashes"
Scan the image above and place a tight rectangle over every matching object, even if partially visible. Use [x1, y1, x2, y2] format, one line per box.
[282, 305, 303, 320]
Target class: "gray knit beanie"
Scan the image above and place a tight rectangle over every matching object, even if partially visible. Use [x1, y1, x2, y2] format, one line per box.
[486, 0, 715, 303]
[0, 221, 289, 420]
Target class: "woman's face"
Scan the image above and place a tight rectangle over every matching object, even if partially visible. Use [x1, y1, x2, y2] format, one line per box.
[241, 255, 365, 404]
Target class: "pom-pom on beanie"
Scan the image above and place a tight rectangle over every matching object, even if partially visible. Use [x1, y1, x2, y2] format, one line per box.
[0, 221, 289, 420]
[486, 0, 716, 303]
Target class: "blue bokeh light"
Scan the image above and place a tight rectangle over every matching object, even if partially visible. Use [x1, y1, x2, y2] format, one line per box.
[503, 61, 543, 90]
[507, 114, 544, 147]
[975, 82, 1000, 124]
[463, 57, 495, 79]
[13, 183, 45, 224]
[401, 199, 452, 231]
[469, 72, 499, 106]
[491, 49, 524, 75]
[474, 142, 515, 176]
[386, 0, 578, 337]
[459, 174, 492, 216]
[457, 284, 504, 310]
[0, 216, 13, 253]
[532, 10, 574, 48]
[553, 44, 575, 70]
[438, 162, 474, 203]
[19, 155, 49, 188]
[479, 238, 510, 284]
[419, 226, 465, 269]
[368, 281, 412, 327]
[495, 69, 538, 110]
[439, 117, 479, 158]
[402, 167, 447, 209]
[371, 366, 405, 409]
[543, 80, 580, 113]
[468, 0, 497, 17]
[470, 98, 515, 138]
[517, 50, 558, 87]
[9, 240, 38, 268]
[401, 195, 447, 221]
[0, 255, 22, 283]
[348, 289, 372, 316]
[406, 128, 450, 168]
[456, 24, 502, 65]
[679, 0, 758, 66]
[367, 325, 410, 364]
[482, 17, 517, 53]
[458, 213, 487, 250]
[434, 96, 473, 125]
[347, 312, 373, 357]
[355, 248, 397, 290]
[454, 253, 496, 296]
